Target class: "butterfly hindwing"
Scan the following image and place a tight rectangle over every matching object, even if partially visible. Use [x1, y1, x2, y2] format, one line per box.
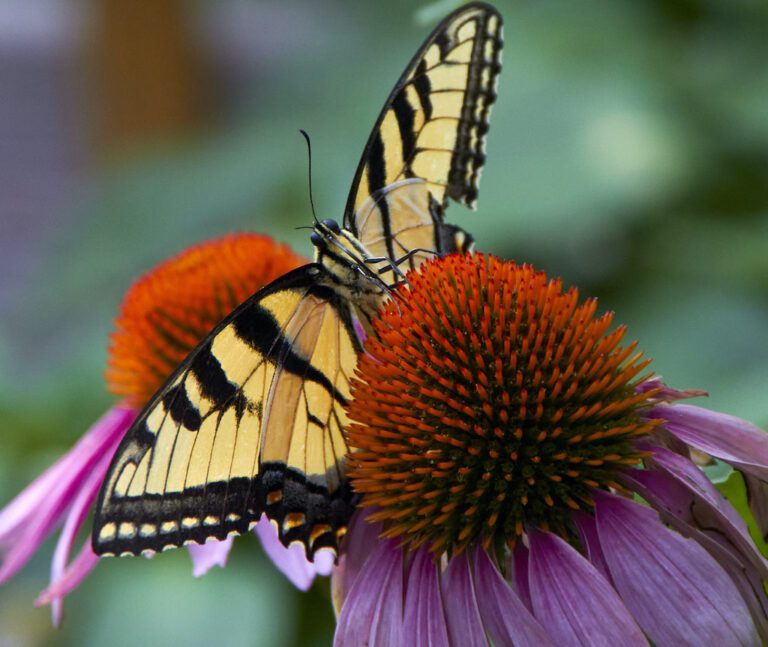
[353, 179, 473, 286]
[344, 2, 503, 228]
[93, 265, 359, 558]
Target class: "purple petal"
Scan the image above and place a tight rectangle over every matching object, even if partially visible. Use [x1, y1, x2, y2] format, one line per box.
[46, 447, 114, 625]
[366, 549, 403, 647]
[313, 549, 335, 576]
[648, 403, 768, 481]
[624, 464, 768, 642]
[0, 461, 70, 543]
[0, 405, 134, 584]
[572, 512, 611, 581]
[352, 315, 368, 345]
[743, 473, 768, 541]
[0, 405, 134, 543]
[35, 542, 98, 607]
[441, 552, 486, 647]
[718, 558, 768, 643]
[635, 377, 707, 401]
[638, 445, 768, 579]
[188, 536, 234, 577]
[255, 515, 316, 591]
[402, 547, 449, 647]
[528, 528, 647, 646]
[627, 468, 766, 577]
[473, 545, 553, 647]
[594, 490, 758, 646]
[331, 509, 383, 613]
[334, 539, 403, 647]
[506, 542, 532, 609]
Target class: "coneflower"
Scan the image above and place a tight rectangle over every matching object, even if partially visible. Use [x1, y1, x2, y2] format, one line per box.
[335, 253, 766, 646]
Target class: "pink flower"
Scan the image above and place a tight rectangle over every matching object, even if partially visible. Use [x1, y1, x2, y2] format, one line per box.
[335, 254, 767, 646]
[0, 234, 311, 624]
[1, 406, 132, 626]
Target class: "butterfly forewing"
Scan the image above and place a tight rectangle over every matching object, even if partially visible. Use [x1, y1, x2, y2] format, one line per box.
[344, 2, 503, 229]
[93, 266, 359, 558]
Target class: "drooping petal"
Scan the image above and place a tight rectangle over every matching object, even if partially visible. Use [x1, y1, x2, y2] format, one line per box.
[527, 528, 647, 647]
[313, 549, 335, 577]
[506, 542, 532, 610]
[402, 547, 449, 647]
[188, 536, 234, 577]
[649, 404, 768, 481]
[0, 405, 134, 584]
[638, 444, 768, 579]
[635, 377, 707, 402]
[45, 447, 114, 625]
[441, 552, 486, 647]
[624, 465, 768, 642]
[35, 543, 99, 608]
[254, 515, 316, 591]
[0, 459, 71, 543]
[331, 509, 383, 613]
[473, 546, 553, 647]
[334, 539, 403, 647]
[594, 490, 759, 647]
[572, 512, 611, 581]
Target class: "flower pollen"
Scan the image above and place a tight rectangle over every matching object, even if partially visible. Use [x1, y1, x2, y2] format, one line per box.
[346, 254, 661, 556]
[106, 233, 305, 406]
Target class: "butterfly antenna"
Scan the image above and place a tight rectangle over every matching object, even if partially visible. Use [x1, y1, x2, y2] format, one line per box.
[300, 129, 319, 223]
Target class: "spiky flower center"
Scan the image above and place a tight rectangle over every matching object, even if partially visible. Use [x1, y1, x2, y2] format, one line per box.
[346, 254, 660, 556]
[107, 233, 305, 406]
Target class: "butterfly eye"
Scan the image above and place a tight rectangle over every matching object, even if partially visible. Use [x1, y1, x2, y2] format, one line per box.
[310, 232, 324, 247]
[321, 219, 341, 234]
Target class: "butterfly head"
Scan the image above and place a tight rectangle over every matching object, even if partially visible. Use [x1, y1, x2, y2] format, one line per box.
[310, 218, 354, 263]
[311, 218, 394, 306]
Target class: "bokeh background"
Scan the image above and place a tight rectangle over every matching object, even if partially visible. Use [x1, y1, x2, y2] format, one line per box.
[1, 0, 766, 645]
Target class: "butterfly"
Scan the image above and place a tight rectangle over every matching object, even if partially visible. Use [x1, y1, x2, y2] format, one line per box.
[92, 2, 503, 560]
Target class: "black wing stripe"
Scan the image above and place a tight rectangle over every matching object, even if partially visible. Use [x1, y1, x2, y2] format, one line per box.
[392, 90, 416, 164]
[162, 384, 202, 432]
[412, 60, 434, 120]
[366, 130, 387, 198]
[233, 301, 348, 406]
[190, 342, 238, 409]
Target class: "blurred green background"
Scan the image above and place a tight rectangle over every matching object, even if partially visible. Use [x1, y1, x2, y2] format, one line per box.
[1, 0, 766, 645]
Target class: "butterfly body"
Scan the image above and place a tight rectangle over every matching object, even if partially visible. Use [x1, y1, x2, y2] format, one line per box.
[309, 218, 392, 322]
[93, 2, 503, 560]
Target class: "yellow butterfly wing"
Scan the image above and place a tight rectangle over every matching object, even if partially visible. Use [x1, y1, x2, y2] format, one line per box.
[352, 178, 475, 288]
[93, 266, 359, 558]
[344, 1, 503, 226]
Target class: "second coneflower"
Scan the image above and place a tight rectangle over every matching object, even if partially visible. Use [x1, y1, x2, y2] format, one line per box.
[336, 253, 768, 647]
[0, 233, 333, 624]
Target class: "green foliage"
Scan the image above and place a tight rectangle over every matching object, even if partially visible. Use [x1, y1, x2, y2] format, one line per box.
[717, 470, 768, 559]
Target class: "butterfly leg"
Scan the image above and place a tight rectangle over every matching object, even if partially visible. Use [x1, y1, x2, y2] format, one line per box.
[392, 247, 440, 268]
[364, 256, 411, 287]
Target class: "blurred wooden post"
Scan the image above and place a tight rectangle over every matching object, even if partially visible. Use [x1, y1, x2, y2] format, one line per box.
[90, 0, 206, 156]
